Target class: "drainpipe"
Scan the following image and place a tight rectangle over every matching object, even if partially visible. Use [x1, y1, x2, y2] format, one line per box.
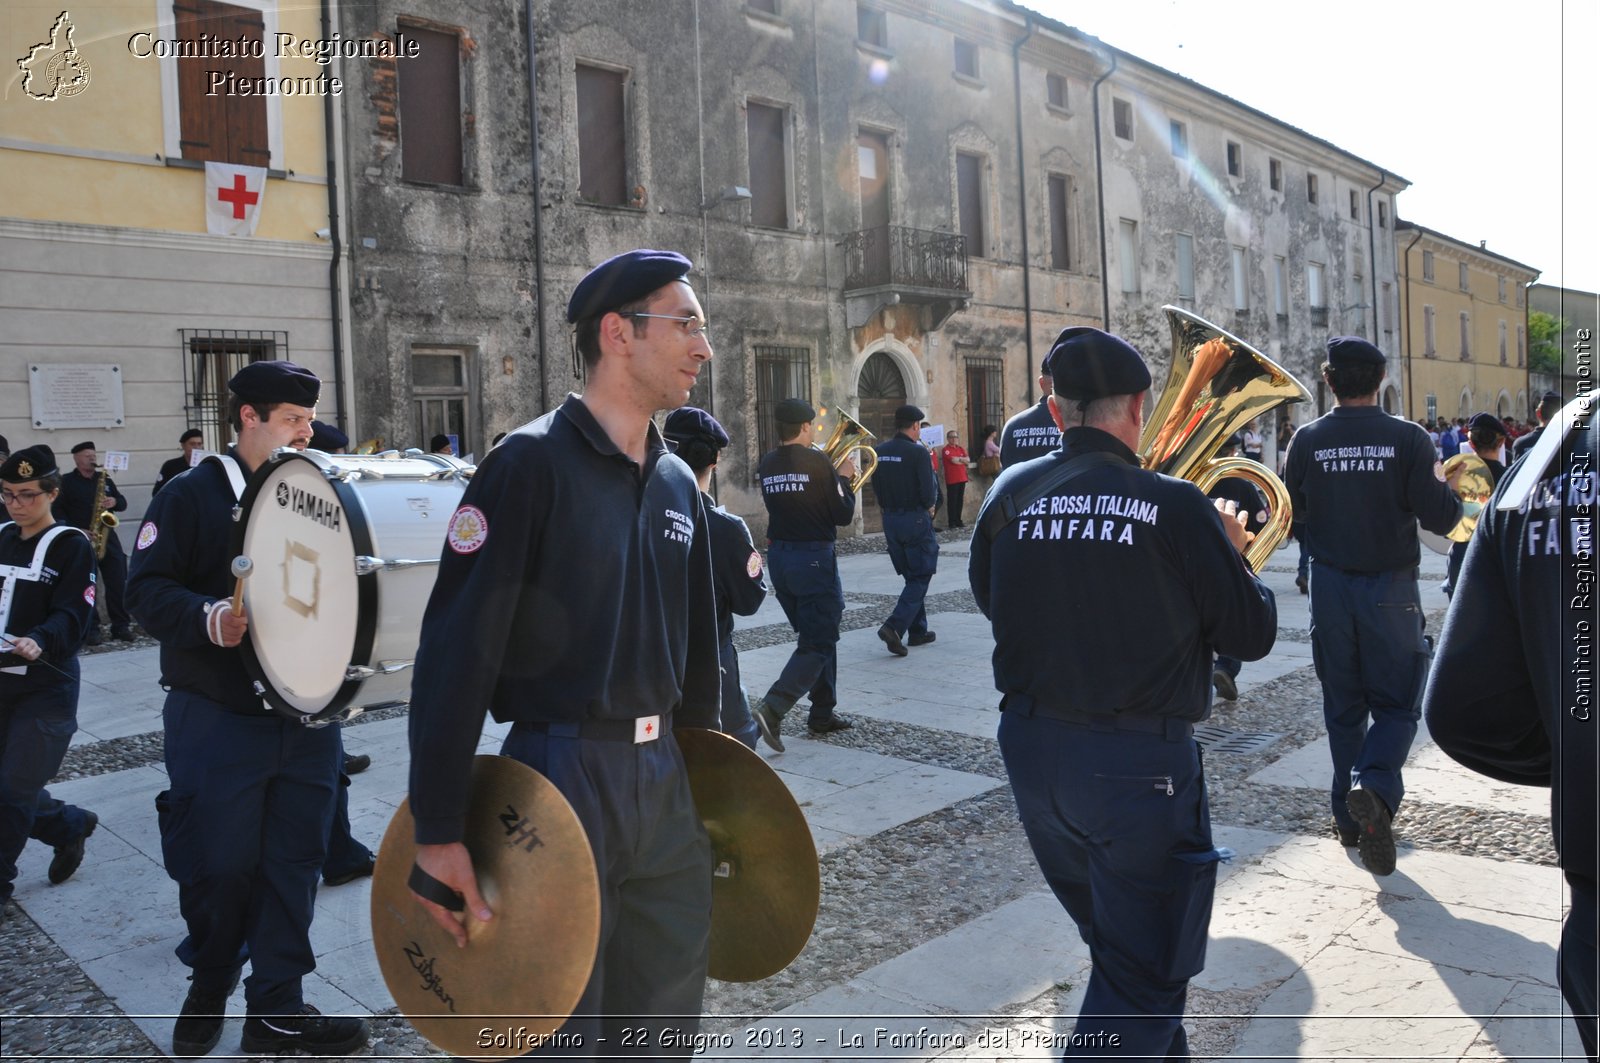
[1010, 14, 1037, 398]
[320, 0, 347, 431]
[1090, 48, 1118, 329]
[525, 0, 549, 415]
[1401, 224, 1423, 420]
[1364, 168, 1386, 345]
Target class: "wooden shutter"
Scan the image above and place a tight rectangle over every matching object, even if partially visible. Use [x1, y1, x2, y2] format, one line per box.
[399, 27, 463, 185]
[176, 0, 267, 166]
[576, 64, 627, 205]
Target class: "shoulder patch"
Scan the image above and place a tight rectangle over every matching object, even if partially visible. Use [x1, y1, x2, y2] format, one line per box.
[84, 583, 96, 607]
[1433, 461, 1446, 482]
[136, 521, 158, 550]
[447, 505, 489, 554]
[746, 550, 764, 580]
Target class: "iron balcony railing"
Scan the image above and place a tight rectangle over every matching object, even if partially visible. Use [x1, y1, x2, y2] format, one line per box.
[841, 224, 969, 294]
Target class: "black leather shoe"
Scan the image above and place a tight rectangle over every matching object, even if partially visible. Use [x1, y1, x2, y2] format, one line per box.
[342, 752, 371, 776]
[1295, 575, 1308, 595]
[1212, 668, 1238, 701]
[808, 715, 853, 735]
[751, 697, 786, 753]
[112, 626, 135, 642]
[908, 631, 937, 646]
[877, 623, 908, 657]
[85, 628, 103, 646]
[48, 811, 97, 885]
[1346, 789, 1396, 875]
[323, 853, 375, 887]
[241, 1004, 369, 1056]
[172, 971, 239, 1057]
[1335, 822, 1359, 848]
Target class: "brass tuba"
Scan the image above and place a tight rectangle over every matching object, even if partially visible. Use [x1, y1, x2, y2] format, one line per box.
[89, 466, 119, 560]
[1137, 306, 1312, 572]
[815, 408, 880, 494]
[1418, 451, 1496, 554]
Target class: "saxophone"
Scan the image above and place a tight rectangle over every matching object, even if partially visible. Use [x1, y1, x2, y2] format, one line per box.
[89, 466, 119, 560]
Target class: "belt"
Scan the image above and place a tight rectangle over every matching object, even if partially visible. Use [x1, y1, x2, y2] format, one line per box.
[883, 506, 923, 513]
[768, 539, 832, 551]
[1314, 561, 1419, 580]
[517, 714, 669, 744]
[1003, 696, 1192, 740]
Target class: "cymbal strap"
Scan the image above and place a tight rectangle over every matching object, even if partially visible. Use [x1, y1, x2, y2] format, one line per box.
[407, 862, 466, 912]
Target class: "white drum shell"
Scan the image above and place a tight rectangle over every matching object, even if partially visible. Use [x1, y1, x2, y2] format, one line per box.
[236, 450, 469, 720]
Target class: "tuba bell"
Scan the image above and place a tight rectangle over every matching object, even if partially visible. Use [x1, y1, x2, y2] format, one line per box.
[1138, 306, 1313, 572]
[815, 408, 880, 494]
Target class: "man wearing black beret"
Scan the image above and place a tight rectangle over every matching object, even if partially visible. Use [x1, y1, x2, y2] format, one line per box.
[53, 441, 132, 644]
[1513, 390, 1564, 460]
[128, 360, 369, 1057]
[750, 397, 858, 750]
[1283, 337, 1462, 876]
[970, 326, 1276, 1058]
[870, 403, 940, 657]
[152, 429, 205, 498]
[0, 445, 101, 925]
[998, 346, 1064, 467]
[407, 249, 723, 1052]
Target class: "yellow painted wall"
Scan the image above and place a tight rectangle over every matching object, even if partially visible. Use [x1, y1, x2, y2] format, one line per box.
[2, 2, 329, 238]
[1398, 236, 1534, 420]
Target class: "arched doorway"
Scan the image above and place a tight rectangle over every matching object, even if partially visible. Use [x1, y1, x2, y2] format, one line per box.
[857, 350, 907, 533]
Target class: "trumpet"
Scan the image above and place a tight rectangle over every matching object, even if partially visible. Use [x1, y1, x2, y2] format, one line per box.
[814, 409, 880, 494]
[1138, 306, 1312, 572]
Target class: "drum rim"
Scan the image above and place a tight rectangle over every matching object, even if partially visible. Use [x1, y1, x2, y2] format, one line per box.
[231, 448, 380, 723]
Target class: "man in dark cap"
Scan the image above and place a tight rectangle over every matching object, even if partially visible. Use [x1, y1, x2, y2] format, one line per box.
[1513, 391, 1564, 460]
[750, 397, 858, 750]
[407, 249, 722, 1054]
[128, 360, 368, 1057]
[971, 326, 1276, 1059]
[308, 421, 349, 453]
[665, 406, 767, 749]
[1424, 399, 1598, 1062]
[871, 403, 940, 657]
[1, 445, 101, 926]
[998, 347, 1063, 467]
[426, 433, 453, 456]
[1282, 337, 1462, 875]
[53, 441, 132, 644]
[152, 429, 205, 497]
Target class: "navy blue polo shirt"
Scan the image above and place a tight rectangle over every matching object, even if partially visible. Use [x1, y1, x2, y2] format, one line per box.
[871, 433, 939, 511]
[407, 394, 721, 844]
[758, 444, 855, 542]
[970, 427, 1277, 721]
[128, 449, 267, 713]
[999, 398, 1061, 467]
[1284, 405, 1461, 572]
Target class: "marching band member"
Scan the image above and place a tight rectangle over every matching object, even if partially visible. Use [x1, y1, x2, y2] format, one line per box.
[54, 442, 131, 644]
[998, 348, 1062, 467]
[871, 404, 940, 656]
[0, 446, 99, 924]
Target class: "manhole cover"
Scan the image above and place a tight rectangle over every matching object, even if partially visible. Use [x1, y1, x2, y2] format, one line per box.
[1193, 725, 1280, 755]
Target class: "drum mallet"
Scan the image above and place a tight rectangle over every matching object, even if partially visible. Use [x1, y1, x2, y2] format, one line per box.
[229, 556, 254, 615]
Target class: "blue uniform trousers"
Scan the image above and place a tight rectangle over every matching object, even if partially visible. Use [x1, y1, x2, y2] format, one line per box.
[881, 510, 938, 638]
[322, 727, 373, 881]
[765, 542, 843, 724]
[501, 723, 712, 1059]
[718, 636, 759, 749]
[999, 709, 1221, 1060]
[1309, 564, 1428, 833]
[1, 677, 92, 904]
[157, 690, 339, 1012]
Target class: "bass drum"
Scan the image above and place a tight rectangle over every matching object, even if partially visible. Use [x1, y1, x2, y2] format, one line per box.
[232, 449, 471, 722]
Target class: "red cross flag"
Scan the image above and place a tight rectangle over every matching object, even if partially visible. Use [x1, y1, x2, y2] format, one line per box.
[204, 162, 267, 237]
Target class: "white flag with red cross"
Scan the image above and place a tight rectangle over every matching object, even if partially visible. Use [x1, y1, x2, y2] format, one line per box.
[204, 162, 267, 237]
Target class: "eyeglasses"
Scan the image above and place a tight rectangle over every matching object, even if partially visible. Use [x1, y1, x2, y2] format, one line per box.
[1, 490, 46, 505]
[619, 312, 709, 339]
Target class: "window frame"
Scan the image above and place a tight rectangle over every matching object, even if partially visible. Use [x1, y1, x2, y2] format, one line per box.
[1175, 232, 1195, 302]
[955, 150, 987, 260]
[397, 22, 465, 187]
[179, 328, 286, 452]
[856, 4, 888, 49]
[1118, 218, 1140, 294]
[1112, 97, 1133, 141]
[953, 37, 979, 80]
[166, 0, 277, 169]
[964, 356, 1004, 450]
[1306, 172, 1319, 204]
[754, 344, 814, 457]
[411, 346, 476, 457]
[575, 60, 632, 207]
[1047, 172, 1073, 271]
[1231, 245, 1249, 311]
[1169, 119, 1188, 159]
[1268, 157, 1282, 192]
[745, 98, 793, 229]
[1045, 72, 1068, 111]
[1226, 140, 1241, 177]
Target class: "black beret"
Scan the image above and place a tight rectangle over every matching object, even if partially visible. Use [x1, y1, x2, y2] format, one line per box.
[229, 360, 321, 406]
[894, 404, 925, 426]
[309, 421, 349, 451]
[566, 249, 694, 324]
[1038, 346, 1060, 378]
[429, 434, 452, 452]
[1542, 390, 1562, 403]
[1326, 336, 1386, 367]
[0, 434, 8, 454]
[1048, 327, 1152, 400]
[1468, 412, 1507, 436]
[664, 407, 730, 449]
[775, 398, 816, 424]
[180, 428, 203, 444]
[71, 441, 95, 454]
[2, 444, 58, 483]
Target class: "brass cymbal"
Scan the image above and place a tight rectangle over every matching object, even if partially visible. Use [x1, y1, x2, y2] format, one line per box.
[676, 728, 820, 982]
[370, 755, 599, 1060]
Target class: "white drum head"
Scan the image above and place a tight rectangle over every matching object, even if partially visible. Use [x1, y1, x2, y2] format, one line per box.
[237, 453, 364, 717]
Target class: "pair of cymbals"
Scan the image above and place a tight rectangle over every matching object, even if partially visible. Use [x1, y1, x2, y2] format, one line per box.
[372, 733, 819, 1058]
